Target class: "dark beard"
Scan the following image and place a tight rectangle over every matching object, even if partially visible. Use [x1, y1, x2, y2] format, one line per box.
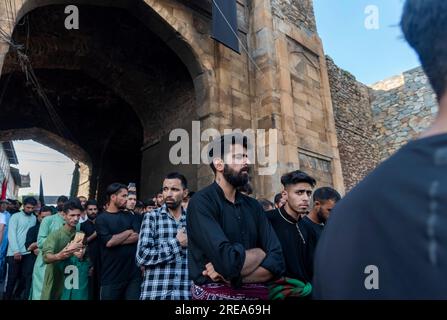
[166, 201, 181, 210]
[223, 164, 250, 188]
[317, 208, 326, 224]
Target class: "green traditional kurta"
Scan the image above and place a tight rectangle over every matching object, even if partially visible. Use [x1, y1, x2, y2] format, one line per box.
[41, 225, 76, 300]
[60, 255, 90, 300]
[40, 225, 88, 300]
[30, 214, 81, 300]
[29, 213, 64, 300]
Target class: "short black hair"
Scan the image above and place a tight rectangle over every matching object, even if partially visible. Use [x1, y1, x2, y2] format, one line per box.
[40, 205, 53, 213]
[105, 183, 128, 204]
[208, 133, 250, 174]
[164, 172, 188, 189]
[313, 187, 341, 204]
[258, 198, 274, 211]
[274, 193, 283, 205]
[135, 201, 144, 209]
[280, 170, 316, 188]
[144, 199, 156, 207]
[63, 198, 84, 213]
[401, 0, 447, 100]
[85, 199, 97, 207]
[23, 197, 37, 206]
[57, 195, 69, 204]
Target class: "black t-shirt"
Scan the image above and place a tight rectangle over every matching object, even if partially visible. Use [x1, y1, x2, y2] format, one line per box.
[80, 219, 99, 266]
[266, 207, 311, 283]
[299, 215, 324, 281]
[95, 211, 141, 285]
[25, 222, 40, 250]
[314, 133, 447, 299]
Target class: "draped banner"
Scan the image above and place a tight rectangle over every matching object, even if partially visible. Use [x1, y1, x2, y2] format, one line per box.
[211, 0, 240, 53]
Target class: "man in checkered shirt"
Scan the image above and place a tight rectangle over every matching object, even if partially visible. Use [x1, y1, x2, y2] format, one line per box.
[136, 172, 190, 300]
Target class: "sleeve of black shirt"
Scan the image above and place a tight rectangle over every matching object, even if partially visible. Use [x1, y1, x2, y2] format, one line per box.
[132, 214, 142, 233]
[187, 194, 246, 283]
[95, 215, 112, 246]
[256, 203, 285, 278]
[25, 225, 38, 251]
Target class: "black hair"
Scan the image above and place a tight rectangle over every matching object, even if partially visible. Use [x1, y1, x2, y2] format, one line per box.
[40, 205, 53, 213]
[165, 172, 188, 189]
[274, 193, 283, 205]
[280, 170, 316, 188]
[63, 198, 84, 213]
[23, 197, 37, 206]
[258, 198, 274, 211]
[135, 201, 144, 209]
[401, 0, 447, 100]
[313, 187, 341, 204]
[85, 199, 98, 207]
[144, 200, 156, 207]
[57, 195, 69, 204]
[208, 133, 250, 174]
[105, 183, 128, 204]
[187, 191, 195, 198]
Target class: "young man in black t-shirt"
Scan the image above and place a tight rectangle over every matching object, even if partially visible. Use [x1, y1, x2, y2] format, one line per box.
[299, 187, 341, 282]
[96, 183, 141, 300]
[266, 170, 316, 285]
[80, 199, 100, 300]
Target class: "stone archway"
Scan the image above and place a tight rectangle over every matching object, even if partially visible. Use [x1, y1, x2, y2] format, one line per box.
[0, 0, 215, 200]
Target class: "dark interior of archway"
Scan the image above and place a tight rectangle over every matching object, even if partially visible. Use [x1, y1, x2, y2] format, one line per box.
[0, 4, 195, 203]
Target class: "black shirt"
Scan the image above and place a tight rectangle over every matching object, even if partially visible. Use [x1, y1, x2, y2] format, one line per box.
[80, 219, 99, 266]
[314, 133, 447, 299]
[96, 210, 141, 285]
[299, 215, 324, 281]
[266, 207, 312, 283]
[187, 182, 285, 286]
[25, 221, 40, 252]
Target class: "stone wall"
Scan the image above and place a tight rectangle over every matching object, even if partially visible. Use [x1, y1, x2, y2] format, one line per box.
[271, 0, 317, 34]
[371, 67, 437, 161]
[326, 56, 379, 191]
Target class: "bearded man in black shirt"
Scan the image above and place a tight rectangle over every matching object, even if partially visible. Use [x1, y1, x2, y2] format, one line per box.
[187, 133, 285, 300]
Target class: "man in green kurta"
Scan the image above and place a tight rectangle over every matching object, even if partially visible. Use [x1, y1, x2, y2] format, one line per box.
[41, 198, 88, 300]
[30, 196, 69, 300]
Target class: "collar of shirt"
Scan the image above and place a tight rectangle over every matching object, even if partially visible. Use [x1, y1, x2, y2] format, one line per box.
[159, 204, 186, 222]
[212, 181, 243, 205]
[279, 206, 299, 224]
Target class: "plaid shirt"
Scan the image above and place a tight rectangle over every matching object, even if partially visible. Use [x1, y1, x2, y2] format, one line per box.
[136, 204, 191, 300]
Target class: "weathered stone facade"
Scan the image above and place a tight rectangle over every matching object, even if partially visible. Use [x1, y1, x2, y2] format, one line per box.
[0, 0, 347, 201]
[327, 58, 437, 190]
[326, 56, 379, 191]
[271, 0, 317, 35]
[371, 67, 437, 161]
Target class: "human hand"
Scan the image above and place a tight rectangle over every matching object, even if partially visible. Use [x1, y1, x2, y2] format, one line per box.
[176, 228, 188, 248]
[202, 262, 229, 283]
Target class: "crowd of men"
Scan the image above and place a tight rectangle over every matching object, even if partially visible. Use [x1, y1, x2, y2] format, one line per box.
[0, 137, 340, 300]
[1, 0, 446, 300]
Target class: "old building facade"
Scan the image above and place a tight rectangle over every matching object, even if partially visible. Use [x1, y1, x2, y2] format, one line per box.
[0, 0, 347, 200]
